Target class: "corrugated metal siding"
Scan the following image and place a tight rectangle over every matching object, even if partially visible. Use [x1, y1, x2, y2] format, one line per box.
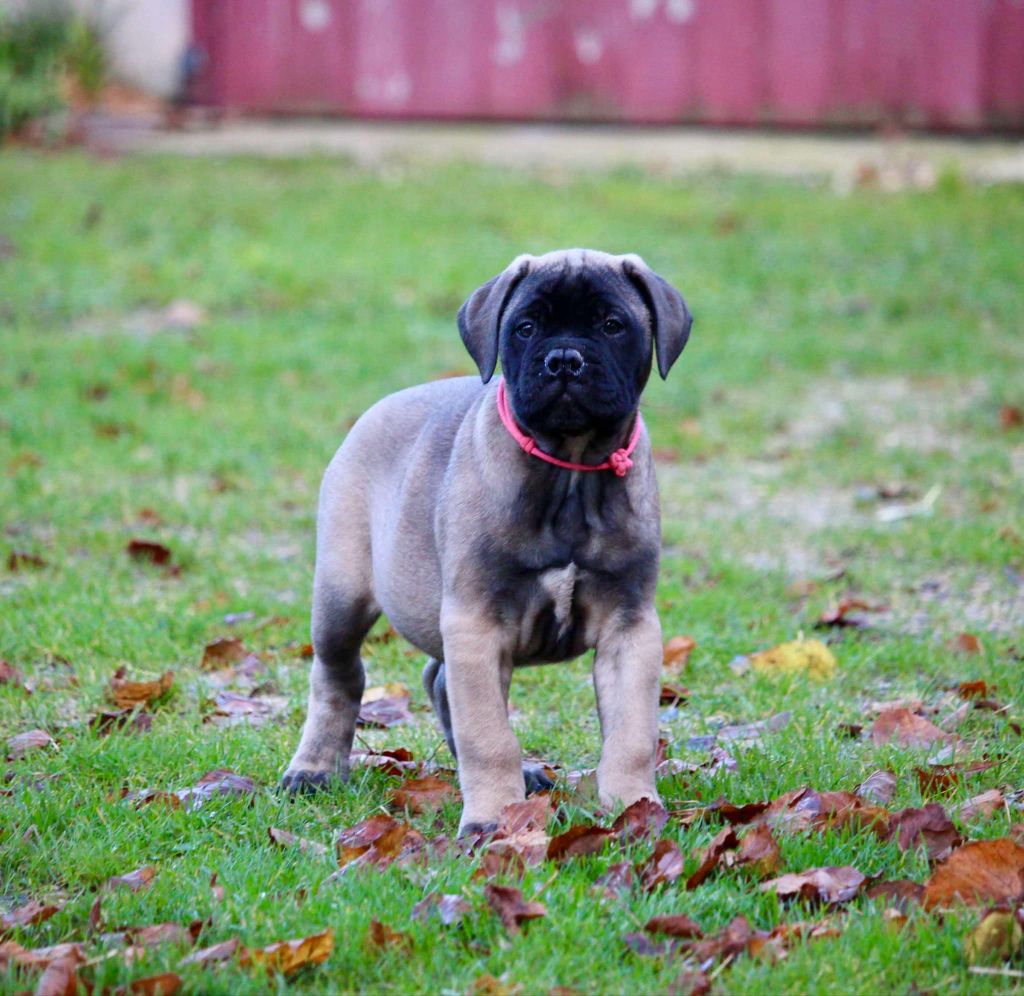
[190, 0, 1024, 130]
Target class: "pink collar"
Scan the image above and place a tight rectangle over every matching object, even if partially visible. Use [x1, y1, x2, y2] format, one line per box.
[496, 379, 643, 477]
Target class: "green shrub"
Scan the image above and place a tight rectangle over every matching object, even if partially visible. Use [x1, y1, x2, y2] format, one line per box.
[0, 1, 107, 140]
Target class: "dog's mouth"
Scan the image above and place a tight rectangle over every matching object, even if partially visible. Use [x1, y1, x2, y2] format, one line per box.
[516, 378, 616, 437]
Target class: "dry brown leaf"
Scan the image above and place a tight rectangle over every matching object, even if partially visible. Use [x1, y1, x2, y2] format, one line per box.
[178, 937, 239, 967]
[484, 884, 546, 934]
[686, 826, 738, 890]
[390, 775, 459, 814]
[637, 839, 685, 892]
[366, 920, 412, 951]
[644, 914, 703, 939]
[956, 680, 994, 700]
[125, 539, 173, 567]
[470, 973, 522, 996]
[949, 633, 983, 655]
[887, 803, 962, 861]
[175, 770, 257, 810]
[659, 682, 690, 705]
[200, 637, 247, 669]
[959, 789, 1005, 823]
[923, 838, 1024, 909]
[6, 728, 56, 760]
[761, 865, 865, 905]
[855, 769, 898, 805]
[349, 747, 417, 776]
[335, 815, 424, 870]
[966, 910, 1023, 965]
[358, 686, 413, 728]
[105, 865, 157, 892]
[34, 954, 81, 996]
[871, 708, 951, 748]
[0, 660, 26, 688]
[1000, 404, 1024, 429]
[0, 898, 62, 930]
[108, 668, 174, 709]
[815, 597, 886, 628]
[90, 709, 153, 736]
[0, 940, 84, 970]
[126, 972, 182, 995]
[546, 824, 613, 862]
[206, 690, 288, 728]
[734, 825, 781, 878]
[663, 635, 697, 672]
[267, 827, 329, 857]
[243, 927, 334, 975]
[612, 798, 669, 844]
[7, 550, 47, 571]
[592, 861, 635, 899]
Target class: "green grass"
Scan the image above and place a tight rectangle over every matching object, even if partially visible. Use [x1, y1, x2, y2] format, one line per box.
[1, 151, 1023, 994]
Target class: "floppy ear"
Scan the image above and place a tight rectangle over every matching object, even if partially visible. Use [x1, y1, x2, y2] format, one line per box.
[457, 255, 532, 383]
[621, 255, 693, 379]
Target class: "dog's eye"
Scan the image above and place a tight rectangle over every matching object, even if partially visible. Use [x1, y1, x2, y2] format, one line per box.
[603, 317, 624, 335]
[514, 321, 535, 339]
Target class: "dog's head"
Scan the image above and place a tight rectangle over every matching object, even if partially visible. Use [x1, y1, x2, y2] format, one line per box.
[458, 249, 691, 437]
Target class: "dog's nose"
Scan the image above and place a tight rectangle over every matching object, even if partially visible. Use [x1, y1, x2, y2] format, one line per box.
[543, 347, 585, 378]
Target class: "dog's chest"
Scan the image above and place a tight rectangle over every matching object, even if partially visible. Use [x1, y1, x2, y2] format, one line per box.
[516, 561, 591, 662]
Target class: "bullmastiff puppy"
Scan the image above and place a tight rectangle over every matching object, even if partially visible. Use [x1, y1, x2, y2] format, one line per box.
[282, 248, 692, 834]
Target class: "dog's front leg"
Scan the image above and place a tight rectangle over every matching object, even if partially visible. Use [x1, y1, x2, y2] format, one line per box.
[592, 608, 662, 811]
[442, 605, 524, 835]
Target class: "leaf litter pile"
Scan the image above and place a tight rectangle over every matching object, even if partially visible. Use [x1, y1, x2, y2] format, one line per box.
[3, 622, 1024, 994]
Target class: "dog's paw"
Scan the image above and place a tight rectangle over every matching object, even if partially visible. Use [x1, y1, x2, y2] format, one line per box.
[280, 769, 340, 794]
[522, 762, 556, 796]
[458, 820, 499, 839]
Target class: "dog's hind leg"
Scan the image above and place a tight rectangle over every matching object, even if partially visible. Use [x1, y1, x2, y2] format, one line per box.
[423, 658, 555, 796]
[282, 581, 378, 793]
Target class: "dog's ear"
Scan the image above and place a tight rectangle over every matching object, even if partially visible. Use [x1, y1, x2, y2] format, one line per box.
[457, 256, 532, 383]
[621, 255, 692, 379]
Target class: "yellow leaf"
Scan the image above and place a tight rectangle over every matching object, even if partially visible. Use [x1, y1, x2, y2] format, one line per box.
[750, 639, 837, 679]
[361, 683, 409, 704]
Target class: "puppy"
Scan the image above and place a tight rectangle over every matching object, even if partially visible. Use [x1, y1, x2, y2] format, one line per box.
[283, 249, 692, 833]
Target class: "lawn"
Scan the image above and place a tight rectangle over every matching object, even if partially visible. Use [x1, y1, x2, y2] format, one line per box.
[1, 150, 1023, 995]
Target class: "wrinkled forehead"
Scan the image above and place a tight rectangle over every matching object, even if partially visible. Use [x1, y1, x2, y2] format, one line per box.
[508, 253, 645, 316]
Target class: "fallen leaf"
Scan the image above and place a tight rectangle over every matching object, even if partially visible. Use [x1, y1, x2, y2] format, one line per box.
[175, 769, 257, 810]
[358, 685, 413, 727]
[663, 636, 696, 672]
[496, 796, 551, 835]
[750, 638, 836, 679]
[206, 690, 288, 728]
[611, 798, 669, 844]
[0, 660, 26, 688]
[966, 910, 1023, 965]
[855, 769, 898, 805]
[949, 633, 982, 655]
[470, 973, 522, 995]
[6, 728, 56, 760]
[105, 865, 157, 892]
[659, 682, 689, 705]
[267, 827, 329, 857]
[90, 709, 153, 736]
[335, 815, 424, 870]
[671, 970, 712, 995]
[888, 803, 962, 861]
[959, 789, 1005, 823]
[644, 914, 703, 939]
[484, 884, 546, 933]
[0, 898, 62, 930]
[34, 954, 81, 996]
[0, 941, 84, 970]
[178, 937, 239, 967]
[126, 972, 182, 995]
[200, 637, 248, 669]
[999, 404, 1024, 429]
[956, 680, 994, 700]
[366, 920, 412, 951]
[622, 931, 676, 958]
[686, 826, 738, 889]
[815, 598, 886, 628]
[637, 839, 685, 892]
[592, 861, 635, 899]
[126, 539, 173, 566]
[6, 550, 46, 572]
[923, 838, 1024, 909]
[349, 747, 417, 776]
[715, 711, 792, 743]
[865, 879, 924, 910]
[390, 775, 459, 814]
[917, 760, 994, 795]
[243, 927, 334, 975]
[761, 866, 866, 905]
[871, 708, 951, 748]
[108, 668, 174, 709]
[734, 825, 781, 878]
[411, 892, 471, 926]
[546, 824, 613, 862]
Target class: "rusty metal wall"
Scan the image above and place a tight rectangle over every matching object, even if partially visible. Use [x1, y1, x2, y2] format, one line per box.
[190, 0, 1024, 130]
